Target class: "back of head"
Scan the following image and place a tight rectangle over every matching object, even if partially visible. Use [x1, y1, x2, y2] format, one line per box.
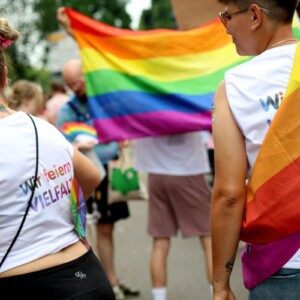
[62, 59, 83, 83]
[50, 80, 67, 94]
[7, 79, 43, 115]
[0, 18, 19, 90]
[216, 0, 298, 23]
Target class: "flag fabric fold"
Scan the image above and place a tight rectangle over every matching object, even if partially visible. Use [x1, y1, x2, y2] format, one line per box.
[66, 9, 300, 144]
[241, 43, 300, 244]
[66, 7, 250, 143]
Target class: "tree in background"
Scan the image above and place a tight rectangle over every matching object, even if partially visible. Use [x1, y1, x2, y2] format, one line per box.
[139, 0, 176, 30]
[0, 0, 131, 91]
[34, 0, 131, 40]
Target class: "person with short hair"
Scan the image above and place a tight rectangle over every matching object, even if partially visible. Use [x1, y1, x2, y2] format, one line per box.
[211, 1, 300, 299]
[45, 80, 69, 126]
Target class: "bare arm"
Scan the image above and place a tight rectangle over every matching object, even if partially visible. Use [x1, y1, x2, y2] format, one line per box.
[57, 7, 74, 37]
[72, 147, 101, 200]
[211, 81, 248, 300]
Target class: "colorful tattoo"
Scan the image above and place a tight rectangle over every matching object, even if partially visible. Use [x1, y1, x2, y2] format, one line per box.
[0, 104, 11, 114]
[212, 103, 216, 122]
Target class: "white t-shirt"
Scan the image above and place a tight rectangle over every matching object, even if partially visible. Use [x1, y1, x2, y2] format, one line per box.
[225, 44, 300, 269]
[0, 112, 78, 273]
[225, 44, 296, 176]
[135, 131, 210, 176]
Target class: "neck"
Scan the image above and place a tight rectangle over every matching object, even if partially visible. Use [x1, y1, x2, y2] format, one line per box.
[267, 38, 297, 50]
[0, 99, 12, 117]
[264, 24, 297, 51]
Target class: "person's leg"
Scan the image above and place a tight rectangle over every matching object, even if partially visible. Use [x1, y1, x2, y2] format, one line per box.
[200, 235, 213, 284]
[95, 183, 135, 298]
[151, 237, 170, 287]
[148, 174, 177, 300]
[151, 237, 170, 300]
[96, 222, 117, 286]
[97, 222, 126, 300]
[169, 174, 212, 293]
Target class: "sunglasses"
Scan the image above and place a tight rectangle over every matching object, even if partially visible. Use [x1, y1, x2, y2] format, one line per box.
[219, 8, 248, 28]
[219, 6, 270, 29]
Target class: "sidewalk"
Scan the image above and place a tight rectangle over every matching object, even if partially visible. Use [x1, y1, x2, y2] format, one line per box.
[87, 200, 248, 300]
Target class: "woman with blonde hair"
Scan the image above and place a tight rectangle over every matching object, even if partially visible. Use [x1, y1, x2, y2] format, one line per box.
[6, 79, 43, 116]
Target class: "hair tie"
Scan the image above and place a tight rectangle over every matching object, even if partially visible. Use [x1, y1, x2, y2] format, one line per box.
[0, 35, 12, 50]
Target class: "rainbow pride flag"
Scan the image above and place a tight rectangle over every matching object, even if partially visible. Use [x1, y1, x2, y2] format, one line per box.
[70, 178, 87, 241]
[293, 15, 300, 39]
[241, 43, 300, 244]
[60, 121, 98, 141]
[66, 8, 299, 143]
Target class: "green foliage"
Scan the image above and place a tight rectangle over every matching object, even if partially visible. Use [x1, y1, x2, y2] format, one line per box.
[0, 0, 132, 86]
[33, 0, 131, 39]
[139, 0, 176, 30]
[5, 52, 51, 93]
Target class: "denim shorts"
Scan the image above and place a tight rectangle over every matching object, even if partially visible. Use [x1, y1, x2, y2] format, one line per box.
[249, 268, 300, 300]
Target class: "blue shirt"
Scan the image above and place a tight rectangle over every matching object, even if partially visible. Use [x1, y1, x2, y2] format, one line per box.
[57, 94, 118, 164]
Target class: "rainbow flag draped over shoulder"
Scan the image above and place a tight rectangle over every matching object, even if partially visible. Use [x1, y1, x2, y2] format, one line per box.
[241, 43, 300, 244]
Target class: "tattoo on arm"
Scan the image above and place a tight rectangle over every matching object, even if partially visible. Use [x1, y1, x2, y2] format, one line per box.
[212, 103, 216, 122]
[0, 104, 11, 114]
[225, 255, 235, 273]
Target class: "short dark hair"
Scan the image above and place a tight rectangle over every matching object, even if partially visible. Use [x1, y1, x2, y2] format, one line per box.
[51, 80, 67, 94]
[216, 0, 298, 23]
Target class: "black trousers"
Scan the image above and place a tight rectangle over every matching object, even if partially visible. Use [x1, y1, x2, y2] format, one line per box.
[0, 249, 115, 300]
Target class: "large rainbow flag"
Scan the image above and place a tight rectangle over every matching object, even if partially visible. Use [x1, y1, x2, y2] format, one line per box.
[66, 8, 300, 143]
[241, 42, 300, 244]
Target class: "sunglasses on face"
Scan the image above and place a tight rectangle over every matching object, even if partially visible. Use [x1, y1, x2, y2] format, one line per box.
[219, 6, 270, 29]
[219, 8, 248, 28]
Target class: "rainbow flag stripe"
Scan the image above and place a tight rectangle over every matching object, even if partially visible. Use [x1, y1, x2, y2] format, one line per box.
[241, 42, 300, 244]
[293, 15, 300, 39]
[65, 8, 249, 143]
[70, 178, 86, 240]
[60, 121, 97, 140]
[66, 8, 299, 143]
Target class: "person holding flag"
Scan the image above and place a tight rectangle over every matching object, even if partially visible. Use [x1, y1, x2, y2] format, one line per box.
[57, 8, 140, 300]
[57, 6, 215, 300]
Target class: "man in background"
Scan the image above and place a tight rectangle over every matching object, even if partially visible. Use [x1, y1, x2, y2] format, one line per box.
[57, 58, 139, 300]
[45, 80, 69, 126]
[135, 132, 213, 300]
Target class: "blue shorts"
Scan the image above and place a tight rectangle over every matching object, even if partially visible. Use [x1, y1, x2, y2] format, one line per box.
[0, 249, 115, 299]
[249, 268, 300, 300]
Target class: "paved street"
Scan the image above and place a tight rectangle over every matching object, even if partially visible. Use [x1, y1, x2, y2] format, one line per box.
[87, 200, 249, 300]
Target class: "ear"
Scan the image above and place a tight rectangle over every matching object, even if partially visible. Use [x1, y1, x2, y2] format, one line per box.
[249, 4, 263, 31]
